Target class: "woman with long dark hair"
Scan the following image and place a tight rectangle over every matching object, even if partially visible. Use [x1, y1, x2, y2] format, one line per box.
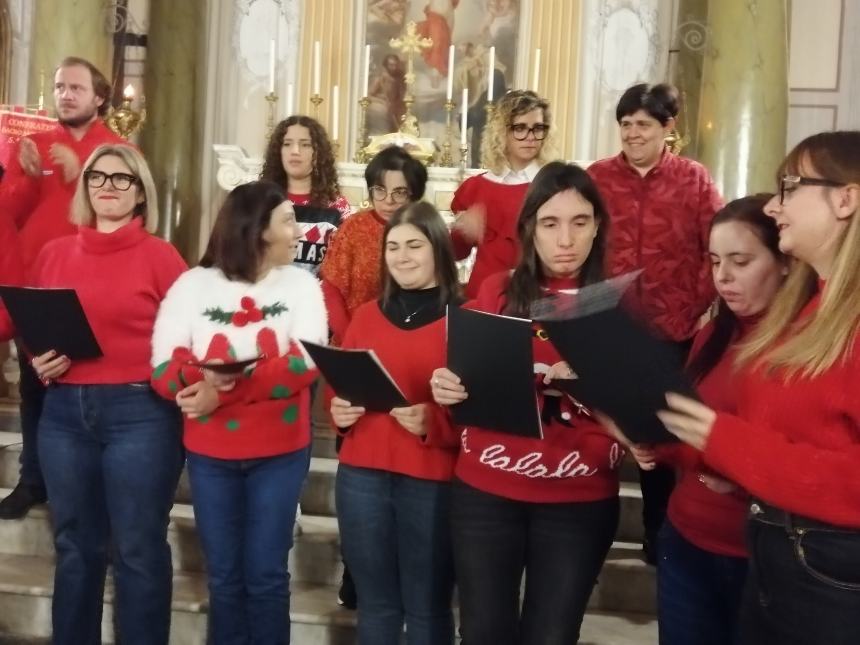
[431, 161, 622, 644]
[658, 131, 860, 645]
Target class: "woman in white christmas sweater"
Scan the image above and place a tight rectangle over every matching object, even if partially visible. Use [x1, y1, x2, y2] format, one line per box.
[150, 180, 327, 644]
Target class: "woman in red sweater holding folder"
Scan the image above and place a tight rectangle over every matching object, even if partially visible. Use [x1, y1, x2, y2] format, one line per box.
[627, 195, 788, 645]
[330, 202, 462, 644]
[658, 131, 860, 645]
[432, 162, 622, 644]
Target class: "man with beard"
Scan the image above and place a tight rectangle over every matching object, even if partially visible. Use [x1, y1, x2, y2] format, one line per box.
[0, 57, 123, 519]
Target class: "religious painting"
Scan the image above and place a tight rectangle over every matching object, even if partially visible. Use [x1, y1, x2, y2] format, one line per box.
[364, 0, 522, 153]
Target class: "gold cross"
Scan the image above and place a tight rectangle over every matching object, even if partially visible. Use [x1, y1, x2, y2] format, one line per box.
[389, 21, 432, 90]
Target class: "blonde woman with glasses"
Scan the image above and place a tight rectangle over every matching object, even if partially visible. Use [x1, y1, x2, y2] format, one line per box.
[657, 130, 860, 645]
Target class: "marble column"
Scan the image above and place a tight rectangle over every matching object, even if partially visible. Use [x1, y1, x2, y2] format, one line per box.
[670, 0, 709, 158]
[697, 0, 788, 200]
[139, 0, 206, 261]
[27, 0, 113, 106]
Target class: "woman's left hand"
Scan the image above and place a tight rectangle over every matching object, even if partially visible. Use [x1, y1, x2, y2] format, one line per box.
[656, 392, 717, 451]
[543, 361, 577, 384]
[176, 381, 221, 419]
[391, 403, 428, 437]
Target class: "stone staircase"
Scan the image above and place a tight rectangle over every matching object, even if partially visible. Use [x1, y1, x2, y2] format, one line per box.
[0, 401, 658, 644]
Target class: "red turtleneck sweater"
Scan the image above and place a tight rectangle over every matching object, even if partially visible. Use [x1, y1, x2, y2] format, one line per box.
[454, 271, 623, 503]
[704, 288, 860, 529]
[0, 218, 187, 383]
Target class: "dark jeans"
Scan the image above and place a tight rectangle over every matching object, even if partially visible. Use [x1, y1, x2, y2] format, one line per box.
[450, 479, 619, 645]
[186, 446, 311, 645]
[336, 464, 455, 645]
[657, 520, 747, 645]
[16, 342, 46, 489]
[740, 507, 860, 645]
[38, 383, 183, 645]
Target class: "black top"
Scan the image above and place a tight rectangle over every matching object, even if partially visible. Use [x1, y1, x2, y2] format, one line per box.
[380, 286, 455, 330]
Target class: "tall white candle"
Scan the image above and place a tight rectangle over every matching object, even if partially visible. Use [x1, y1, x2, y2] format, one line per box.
[532, 48, 541, 91]
[286, 83, 295, 116]
[313, 41, 322, 96]
[486, 46, 495, 102]
[460, 88, 469, 146]
[268, 40, 276, 94]
[446, 45, 455, 100]
[362, 44, 371, 98]
[332, 85, 339, 140]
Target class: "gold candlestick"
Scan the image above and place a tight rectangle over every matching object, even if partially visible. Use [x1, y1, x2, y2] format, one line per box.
[459, 142, 469, 180]
[354, 96, 370, 163]
[310, 93, 323, 118]
[439, 99, 455, 167]
[264, 92, 279, 139]
[390, 21, 432, 137]
[106, 85, 147, 140]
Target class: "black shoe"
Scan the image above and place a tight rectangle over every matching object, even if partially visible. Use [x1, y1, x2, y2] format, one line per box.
[0, 483, 47, 519]
[642, 532, 658, 566]
[337, 565, 357, 610]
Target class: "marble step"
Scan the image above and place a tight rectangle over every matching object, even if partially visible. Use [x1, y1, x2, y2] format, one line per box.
[0, 552, 656, 644]
[0, 490, 656, 615]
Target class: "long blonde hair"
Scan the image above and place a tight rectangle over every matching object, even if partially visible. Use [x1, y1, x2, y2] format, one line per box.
[737, 131, 860, 378]
[71, 144, 160, 233]
[480, 90, 555, 174]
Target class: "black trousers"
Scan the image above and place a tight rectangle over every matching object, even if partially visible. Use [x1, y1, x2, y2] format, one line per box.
[16, 342, 46, 490]
[741, 506, 860, 645]
[450, 479, 619, 645]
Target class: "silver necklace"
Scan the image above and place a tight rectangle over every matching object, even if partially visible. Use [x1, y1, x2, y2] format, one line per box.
[400, 300, 433, 323]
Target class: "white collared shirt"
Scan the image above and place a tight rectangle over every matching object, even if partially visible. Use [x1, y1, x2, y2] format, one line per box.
[484, 160, 542, 185]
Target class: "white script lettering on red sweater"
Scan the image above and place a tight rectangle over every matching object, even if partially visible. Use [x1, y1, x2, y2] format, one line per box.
[473, 443, 598, 479]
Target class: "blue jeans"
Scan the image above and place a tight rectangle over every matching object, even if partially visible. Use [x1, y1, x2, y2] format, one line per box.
[336, 464, 455, 645]
[38, 383, 184, 645]
[186, 447, 311, 645]
[657, 520, 747, 645]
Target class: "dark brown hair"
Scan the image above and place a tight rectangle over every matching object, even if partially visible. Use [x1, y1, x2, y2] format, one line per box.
[365, 145, 428, 198]
[504, 161, 609, 317]
[56, 56, 112, 117]
[616, 83, 679, 126]
[381, 202, 460, 309]
[687, 194, 784, 382]
[260, 115, 341, 205]
[199, 181, 286, 282]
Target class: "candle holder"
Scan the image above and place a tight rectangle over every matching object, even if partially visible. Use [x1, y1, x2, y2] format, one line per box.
[484, 101, 496, 123]
[354, 96, 371, 163]
[310, 93, 323, 118]
[439, 99, 455, 167]
[264, 92, 279, 139]
[459, 142, 469, 180]
[106, 93, 147, 140]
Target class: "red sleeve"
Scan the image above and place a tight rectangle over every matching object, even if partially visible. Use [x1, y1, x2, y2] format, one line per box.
[150, 347, 205, 400]
[704, 412, 860, 526]
[422, 404, 460, 448]
[655, 442, 701, 470]
[694, 171, 723, 316]
[450, 177, 477, 260]
[321, 279, 351, 346]
[152, 241, 189, 298]
[332, 195, 353, 221]
[233, 342, 319, 404]
[0, 143, 41, 228]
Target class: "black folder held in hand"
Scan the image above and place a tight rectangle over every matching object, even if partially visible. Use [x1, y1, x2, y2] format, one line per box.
[540, 307, 697, 444]
[0, 286, 102, 360]
[300, 340, 408, 412]
[446, 306, 542, 439]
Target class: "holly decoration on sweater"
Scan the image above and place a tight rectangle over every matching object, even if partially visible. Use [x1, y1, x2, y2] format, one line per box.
[203, 297, 288, 328]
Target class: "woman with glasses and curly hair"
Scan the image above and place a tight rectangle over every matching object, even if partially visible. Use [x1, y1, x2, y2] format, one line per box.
[260, 115, 352, 276]
[0, 143, 187, 644]
[450, 89, 555, 298]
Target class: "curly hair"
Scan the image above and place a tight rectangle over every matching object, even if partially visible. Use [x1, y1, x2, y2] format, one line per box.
[260, 115, 341, 206]
[480, 90, 555, 175]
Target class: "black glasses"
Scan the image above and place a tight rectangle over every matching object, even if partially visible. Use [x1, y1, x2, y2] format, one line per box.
[779, 175, 845, 205]
[84, 170, 139, 191]
[370, 185, 411, 204]
[508, 123, 549, 141]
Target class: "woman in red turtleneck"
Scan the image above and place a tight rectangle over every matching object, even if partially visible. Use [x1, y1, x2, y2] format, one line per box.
[432, 162, 622, 644]
[658, 131, 860, 645]
[627, 195, 788, 645]
[0, 144, 186, 644]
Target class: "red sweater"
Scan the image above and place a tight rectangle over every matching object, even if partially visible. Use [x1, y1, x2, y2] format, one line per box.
[704, 290, 860, 528]
[451, 175, 530, 299]
[662, 318, 758, 558]
[0, 120, 124, 268]
[336, 301, 460, 481]
[454, 272, 623, 503]
[0, 218, 187, 383]
[587, 149, 723, 341]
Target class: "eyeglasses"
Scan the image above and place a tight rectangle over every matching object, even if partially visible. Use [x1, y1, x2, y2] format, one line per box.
[84, 170, 139, 191]
[779, 175, 845, 205]
[508, 123, 549, 141]
[370, 185, 411, 204]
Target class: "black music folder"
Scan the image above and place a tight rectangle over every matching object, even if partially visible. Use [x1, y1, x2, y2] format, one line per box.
[447, 306, 542, 439]
[187, 357, 262, 374]
[540, 307, 697, 444]
[300, 340, 408, 412]
[0, 286, 102, 360]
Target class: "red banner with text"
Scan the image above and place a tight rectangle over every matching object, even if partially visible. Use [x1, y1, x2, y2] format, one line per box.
[0, 109, 57, 169]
